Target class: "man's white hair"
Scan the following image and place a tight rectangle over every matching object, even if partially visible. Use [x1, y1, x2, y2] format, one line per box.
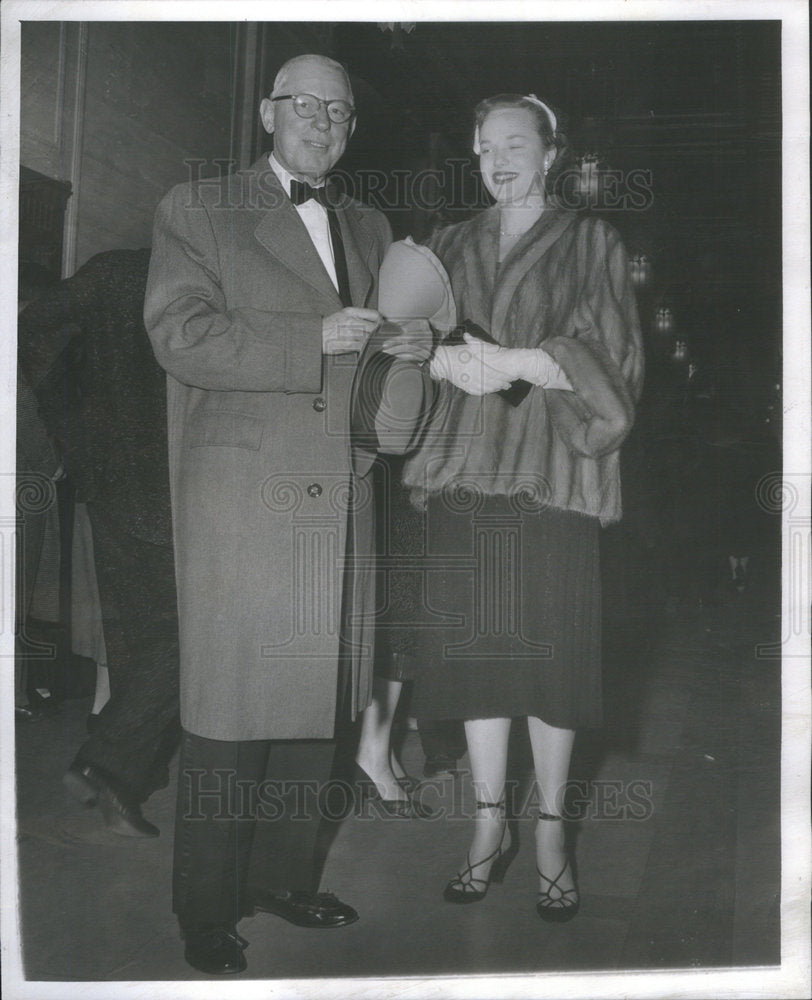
[271, 54, 354, 102]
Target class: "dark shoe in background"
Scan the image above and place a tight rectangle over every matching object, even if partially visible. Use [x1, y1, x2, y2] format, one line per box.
[63, 762, 159, 837]
[15, 704, 45, 723]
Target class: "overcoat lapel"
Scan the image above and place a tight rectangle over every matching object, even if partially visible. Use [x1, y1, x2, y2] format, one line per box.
[247, 158, 375, 310]
[250, 158, 343, 310]
[490, 208, 577, 338]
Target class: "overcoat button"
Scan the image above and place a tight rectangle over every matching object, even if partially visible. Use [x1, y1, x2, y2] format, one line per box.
[312, 397, 327, 412]
[307, 483, 323, 498]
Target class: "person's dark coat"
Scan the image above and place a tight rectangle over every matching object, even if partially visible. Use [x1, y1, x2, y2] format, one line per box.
[17, 248, 170, 547]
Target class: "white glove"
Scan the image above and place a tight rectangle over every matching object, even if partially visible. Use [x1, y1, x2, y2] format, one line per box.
[493, 347, 573, 389]
[429, 333, 513, 395]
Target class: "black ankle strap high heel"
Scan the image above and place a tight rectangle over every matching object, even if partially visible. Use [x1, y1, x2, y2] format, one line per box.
[443, 801, 519, 904]
[536, 812, 580, 922]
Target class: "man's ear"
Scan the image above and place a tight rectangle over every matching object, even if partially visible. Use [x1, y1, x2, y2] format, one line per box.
[349, 117, 357, 138]
[259, 98, 275, 135]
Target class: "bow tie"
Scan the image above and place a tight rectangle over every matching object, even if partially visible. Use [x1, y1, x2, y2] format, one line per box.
[290, 178, 334, 208]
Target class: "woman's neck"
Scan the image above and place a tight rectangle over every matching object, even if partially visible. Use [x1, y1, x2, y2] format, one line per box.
[498, 197, 546, 236]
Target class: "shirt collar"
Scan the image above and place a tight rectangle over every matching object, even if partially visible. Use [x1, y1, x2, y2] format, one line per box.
[269, 153, 325, 198]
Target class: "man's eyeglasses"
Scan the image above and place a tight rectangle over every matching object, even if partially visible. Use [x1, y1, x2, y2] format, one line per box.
[272, 94, 355, 125]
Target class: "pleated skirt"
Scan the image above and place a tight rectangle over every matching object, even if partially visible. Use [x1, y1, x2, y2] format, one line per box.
[409, 491, 602, 729]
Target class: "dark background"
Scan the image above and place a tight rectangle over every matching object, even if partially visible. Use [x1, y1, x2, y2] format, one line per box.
[334, 21, 782, 390]
[20, 17, 783, 612]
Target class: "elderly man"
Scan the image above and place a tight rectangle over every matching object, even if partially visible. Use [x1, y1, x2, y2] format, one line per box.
[145, 54, 432, 975]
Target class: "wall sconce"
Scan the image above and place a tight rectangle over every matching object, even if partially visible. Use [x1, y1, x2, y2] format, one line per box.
[577, 153, 600, 200]
[630, 254, 652, 289]
[671, 339, 689, 363]
[654, 306, 674, 334]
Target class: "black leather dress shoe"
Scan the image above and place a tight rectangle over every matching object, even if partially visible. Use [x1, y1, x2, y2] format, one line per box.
[63, 763, 159, 838]
[252, 890, 359, 928]
[15, 705, 44, 722]
[183, 925, 248, 975]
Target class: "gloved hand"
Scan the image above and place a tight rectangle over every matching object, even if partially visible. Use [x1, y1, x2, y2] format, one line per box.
[485, 344, 573, 389]
[429, 333, 513, 395]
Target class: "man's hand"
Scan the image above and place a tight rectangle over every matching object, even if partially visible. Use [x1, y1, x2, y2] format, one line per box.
[379, 318, 434, 363]
[322, 308, 382, 355]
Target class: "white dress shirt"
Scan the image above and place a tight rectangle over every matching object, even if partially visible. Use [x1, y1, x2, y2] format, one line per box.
[269, 153, 339, 292]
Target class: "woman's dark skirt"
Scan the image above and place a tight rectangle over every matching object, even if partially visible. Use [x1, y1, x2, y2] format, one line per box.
[409, 491, 602, 729]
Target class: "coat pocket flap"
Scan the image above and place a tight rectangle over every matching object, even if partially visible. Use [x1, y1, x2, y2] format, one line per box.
[187, 410, 264, 450]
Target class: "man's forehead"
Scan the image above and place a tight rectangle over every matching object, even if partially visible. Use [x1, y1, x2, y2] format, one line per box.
[284, 59, 351, 99]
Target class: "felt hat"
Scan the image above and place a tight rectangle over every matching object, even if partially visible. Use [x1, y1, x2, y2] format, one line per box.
[351, 239, 453, 471]
[378, 237, 456, 331]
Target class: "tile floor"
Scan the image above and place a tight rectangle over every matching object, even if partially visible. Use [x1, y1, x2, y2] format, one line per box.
[12, 558, 784, 988]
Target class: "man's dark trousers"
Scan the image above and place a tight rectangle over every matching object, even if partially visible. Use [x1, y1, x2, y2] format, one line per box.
[74, 503, 180, 800]
[172, 731, 338, 929]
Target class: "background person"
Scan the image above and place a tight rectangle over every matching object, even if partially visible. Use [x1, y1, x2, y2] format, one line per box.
[18, 248, 180, 837]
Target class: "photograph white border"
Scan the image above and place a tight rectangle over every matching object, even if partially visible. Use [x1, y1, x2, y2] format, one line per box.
[2, 2, 809, 998]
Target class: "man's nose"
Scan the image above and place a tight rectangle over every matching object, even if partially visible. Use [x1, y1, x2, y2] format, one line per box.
[312, 105, 331, 131]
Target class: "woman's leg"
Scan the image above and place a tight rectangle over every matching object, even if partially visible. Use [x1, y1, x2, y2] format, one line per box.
[458, 717, 512, 880]
[355, 677, 407, 801]
[527, 716, 576, 897]
[91, 661, 111, 715]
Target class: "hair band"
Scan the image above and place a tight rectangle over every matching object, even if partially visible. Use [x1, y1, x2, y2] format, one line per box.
[472, 94, 557, 154]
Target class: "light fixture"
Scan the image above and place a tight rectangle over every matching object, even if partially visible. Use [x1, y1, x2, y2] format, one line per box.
[577, 153, 600, 200]
[671, 339, 689, 363]
[377, 23, 416, 50]
[630, 254, 652, 289]
[654, 306, 674, 334]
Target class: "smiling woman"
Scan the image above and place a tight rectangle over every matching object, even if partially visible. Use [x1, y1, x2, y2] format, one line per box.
[474, 94, 559, 256]
[399, 90, 645, 923]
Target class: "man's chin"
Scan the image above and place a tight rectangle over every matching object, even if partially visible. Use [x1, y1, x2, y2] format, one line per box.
[296, 150, 340, 181]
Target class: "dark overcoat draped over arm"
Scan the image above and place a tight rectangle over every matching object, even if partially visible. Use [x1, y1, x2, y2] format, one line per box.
[403, 205, 644, 524]
[144, 157, 396, 741]
[17, 249, 169, 545]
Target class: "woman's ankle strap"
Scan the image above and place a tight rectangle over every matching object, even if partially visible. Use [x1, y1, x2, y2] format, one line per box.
[475, 800, 505, 810]
[538, 811, 563, 822]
